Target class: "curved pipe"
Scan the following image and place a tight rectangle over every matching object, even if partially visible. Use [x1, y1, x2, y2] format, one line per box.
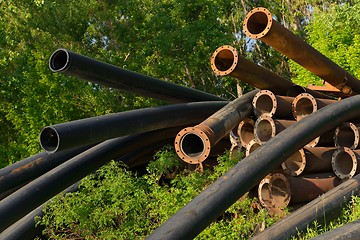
[49, 49, 224, 103]
[146, 88, 360, 240]
[210, 45, 293, 95]
[0, 126, 186, 232]
[40, 101, 228, 153]
[243, 7, 360, 95]
[252, 173, 360, 240]
[174, 90, 257, 164]
[252, 90, 294, 119]
[331, 147, 360, 179]
[254, 114, 295, 143]
[292, 93, 337, 121]
[310, 218, 360, 240]
[237, 118, 255, 147]
[334, 122, 360, 149]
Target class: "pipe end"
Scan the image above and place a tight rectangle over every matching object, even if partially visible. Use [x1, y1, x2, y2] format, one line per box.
[237, 118, 255, 148]
[174, 127, 211, 164]
[292, 93, 317, 121]
[49, 49, 70, 72]
[332, 147, 358, 179]
[268, 173, 291, 208]
[252, 90, 277, 118]
[334, 122, 359, 149]
[243, 7, 273, 39]
[210, 45, 238, 76]
[39, 127, 60, 153]
[254, 114, 276, 144]
[281, 148, 306, 176]
[245, 139, 262, 157]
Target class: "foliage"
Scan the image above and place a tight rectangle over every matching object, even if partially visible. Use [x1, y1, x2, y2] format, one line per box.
[37, 147, 279, 239]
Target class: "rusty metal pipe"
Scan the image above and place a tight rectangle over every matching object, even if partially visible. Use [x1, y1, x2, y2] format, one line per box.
[252, 174, 360, 240]
[146, 94, 360, 240]
[210, 45, 294, 95]
[40, 101, 228, 153]
[174, 90, 257, 164]
[268, 173, 341, 208]
[254, 114, 295, 143]
[286, 85, 333, 99]
[245, 139, 262, 157]
[237, 118, 255, 147]
[49, 49, 225, 103]
[332, 147, 360, 179]
[292, 93, 337, 121]
[243, 7, 360, 95]
[334, 122, 360, 149]
[252, 90, 294, 119]
[282, 147, 336, 176]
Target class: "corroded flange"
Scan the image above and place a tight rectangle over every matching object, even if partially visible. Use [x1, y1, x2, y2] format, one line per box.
[332, 147, 358, 179]
[210, 45, 238, 76]
[281, 148, 306, 176]
[243, 7, 273, 39]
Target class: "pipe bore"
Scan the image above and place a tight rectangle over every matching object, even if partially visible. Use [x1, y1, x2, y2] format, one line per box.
[332, 147, 358, 179]
[258, 176, 272, 208]
[210, 45, 238, 76]
[269, 173, 291, 209]
[49, 49, 70, 72]
[245, 139, 262, 157]
[335, 122, 360, 149]
[237, 118, 255, 147]
[243, 8, 272, 39]
[281, 149, 306, 176]
[252, 90, 294, 118]
[174, 127, 211, 164]
[39, 127, 60, 153]
[292, 93, 317, 121]
[254, 114, 276, 143]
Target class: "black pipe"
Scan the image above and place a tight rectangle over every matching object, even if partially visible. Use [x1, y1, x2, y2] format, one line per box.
[0, 152, 48, 176]
[0, 182, 80, 240]
[252, 174, 360, 239]
[0, 145, 93, 195]
[49, 49, 225, 103]
[310, 218, 360, 240]
[40, 101, 228, 153]
[146, 94, 360, 240]
[0, 126, 188, 232]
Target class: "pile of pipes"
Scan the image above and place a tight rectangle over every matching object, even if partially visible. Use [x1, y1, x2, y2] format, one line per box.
[2, 6, 360, 240]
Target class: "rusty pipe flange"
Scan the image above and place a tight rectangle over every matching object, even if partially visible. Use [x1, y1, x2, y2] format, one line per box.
[258, 175, 274, 208]
[243, 7, 273, 39]
[237, 118, 255, 147]
[252, 90, 277, 118]
[332, 147, 358, 179]
[281, 148, 306, 176]
[245, 139, 262, 157]
[268, 173, 291, 209]
[292, 93, 317, 121]
[174, 127, 212, 164]
[335, 122, 360, 149]
[254, 114, 276, 144]
[210, 45, 238, 76]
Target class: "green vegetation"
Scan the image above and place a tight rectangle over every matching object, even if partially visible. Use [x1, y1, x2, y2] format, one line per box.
[2, 0, 360, 239]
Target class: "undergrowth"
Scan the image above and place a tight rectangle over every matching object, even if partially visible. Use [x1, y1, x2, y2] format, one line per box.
[37, 145, 280, 239]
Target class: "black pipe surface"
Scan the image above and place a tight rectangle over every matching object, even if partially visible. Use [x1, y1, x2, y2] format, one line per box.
[0, 126, 185, 232]
[50, 49, 224, 103]
[146, 94, 360, 240]
[310, 218, 360, 240]
[40, 101, 228, 153]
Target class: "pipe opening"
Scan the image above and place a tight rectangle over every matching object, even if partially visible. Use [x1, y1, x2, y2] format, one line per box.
[332, 149, 356, 178]
[214, 49, 235, 72]
[245, 139, 261, 157]
[238, 119, 255, 147]
[255, 117, 275, 143]
[253, 94, 275, 117]
[39, 127, 60, 153]
[246, 11, 269, 35]
[49, 49, 69, 72]
[180, 133, 205, 158]
[258, 181, 271, 207]
[293, 96, 316, 120]
[335, 123, 358, 149]
[270, 177, 290, 208]
[282, 149, 306, 176]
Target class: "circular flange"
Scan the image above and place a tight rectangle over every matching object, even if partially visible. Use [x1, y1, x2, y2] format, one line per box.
[254, 113, 276, 144]
[210, 45, 238, 76]
[332, 147, 358, 179]
[252, 90, 277, 118]
[245, 139, 262, 157]
[268, 173, 291, 209]
[243, 7, 273, 39]
[334, 122, 359, 149]
[237, 118, 255, 147]
[174, 127, 212, 164]
[281, 148, 306, 176]
[292, 93, 317, 121]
